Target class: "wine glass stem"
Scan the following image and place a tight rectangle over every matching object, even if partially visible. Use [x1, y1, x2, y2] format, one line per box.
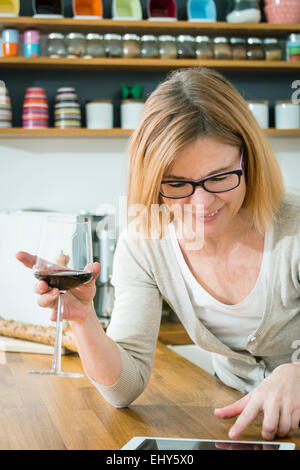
[52, 291, 65, 374]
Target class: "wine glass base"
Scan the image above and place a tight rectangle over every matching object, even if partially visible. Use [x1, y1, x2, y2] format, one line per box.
[28, 370, 84, 378]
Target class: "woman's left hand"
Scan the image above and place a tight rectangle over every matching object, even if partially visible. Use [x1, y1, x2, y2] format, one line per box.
[214, 363, 300, 440]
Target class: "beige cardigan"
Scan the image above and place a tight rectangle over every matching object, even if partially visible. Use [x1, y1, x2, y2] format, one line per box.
[88, 191, 300, 407]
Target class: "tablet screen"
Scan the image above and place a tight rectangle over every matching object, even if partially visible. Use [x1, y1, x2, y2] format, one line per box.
[136, 439, 280, 450]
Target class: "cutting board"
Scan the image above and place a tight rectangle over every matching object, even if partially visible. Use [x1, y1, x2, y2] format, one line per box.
[0, 335, 68, 355]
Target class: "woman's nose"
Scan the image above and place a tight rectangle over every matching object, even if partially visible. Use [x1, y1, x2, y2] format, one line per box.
[187, 186, 216, 208]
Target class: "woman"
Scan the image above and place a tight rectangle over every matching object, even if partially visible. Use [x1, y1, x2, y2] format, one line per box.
[17, 67, 300, 441]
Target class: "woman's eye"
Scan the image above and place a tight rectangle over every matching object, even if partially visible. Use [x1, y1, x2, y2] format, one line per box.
[168, 182, 187, 188]
[210, 176, 228, 181]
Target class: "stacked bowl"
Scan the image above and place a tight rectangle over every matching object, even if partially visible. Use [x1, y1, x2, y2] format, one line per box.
[22, 87, 49, 129]
[0, 80, 12, 128]
[54, 87, 81, 128]
[264, 0, 300, 23]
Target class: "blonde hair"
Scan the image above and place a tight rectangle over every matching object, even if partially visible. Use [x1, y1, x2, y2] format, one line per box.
[127, 67, 285, 238]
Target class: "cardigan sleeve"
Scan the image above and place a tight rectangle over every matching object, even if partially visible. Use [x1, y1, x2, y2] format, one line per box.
[87, 230, 163, 408]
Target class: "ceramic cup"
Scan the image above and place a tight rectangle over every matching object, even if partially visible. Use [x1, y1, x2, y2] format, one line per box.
[22, 87, 49, 128]
[54, 87, 81, 128]
[275, 100, 300, 129]
[0, 80, 12, 128]
[247, 101, 269, 129]
[85, 99, 113, 129]
[120, 99, 145, 129]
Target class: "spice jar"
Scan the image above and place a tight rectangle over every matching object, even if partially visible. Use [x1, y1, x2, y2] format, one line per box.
[24, 29, 41, 58]
[286, 34, 300, 62]
[230, 37, 247, 60]
[263, 38, 282, 61]
[177, 35, 195, 59]
[158, 35, 177, 59]
[104, 34, 123, 58]
[123, 34, 141, 58]
[66, 32, 86, 58]
[140, 35, 159, 58]
[195, 36, 214, 59]
[213, 37, 232, 60]
[85, 33, 105, 58]
[46, 32, 66, 58]
[246, 37, 264, 60]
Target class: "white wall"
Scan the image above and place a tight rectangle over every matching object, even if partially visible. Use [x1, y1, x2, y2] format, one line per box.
[0, 137, 129, 214]
[268, 137, 300, 193]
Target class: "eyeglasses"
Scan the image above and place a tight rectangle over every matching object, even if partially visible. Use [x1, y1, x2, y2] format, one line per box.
[160, 152, 244, 199]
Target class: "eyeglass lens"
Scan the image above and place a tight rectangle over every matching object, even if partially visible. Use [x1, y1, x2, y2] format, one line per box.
[161, 173, 240, 198]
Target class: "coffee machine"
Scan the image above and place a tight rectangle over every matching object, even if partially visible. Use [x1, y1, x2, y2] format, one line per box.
[80, 212, 117, 325]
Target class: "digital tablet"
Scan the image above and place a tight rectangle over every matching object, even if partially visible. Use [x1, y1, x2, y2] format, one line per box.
[121, 436, 295, 450]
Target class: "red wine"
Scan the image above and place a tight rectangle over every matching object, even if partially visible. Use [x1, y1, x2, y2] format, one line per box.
[34, 270, 93, 291]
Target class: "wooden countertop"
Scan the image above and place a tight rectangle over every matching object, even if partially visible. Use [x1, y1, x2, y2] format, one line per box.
[1, 335, 299, 450]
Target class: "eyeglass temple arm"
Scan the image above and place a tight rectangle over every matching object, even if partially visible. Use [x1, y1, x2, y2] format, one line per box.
[239, 151, 244, 169]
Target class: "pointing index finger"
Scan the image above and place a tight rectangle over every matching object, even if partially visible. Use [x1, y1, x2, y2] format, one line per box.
[228, 397, 262, 439]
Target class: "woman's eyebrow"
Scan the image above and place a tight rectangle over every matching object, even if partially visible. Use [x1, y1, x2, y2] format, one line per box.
[165, 164, 233, 180]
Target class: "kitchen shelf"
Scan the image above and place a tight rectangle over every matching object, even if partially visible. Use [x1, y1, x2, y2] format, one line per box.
[0, 128, 132, 138]
[0, 57, 299, 72]
[0, 17, 299, 37]
[0, 128, 299, 138]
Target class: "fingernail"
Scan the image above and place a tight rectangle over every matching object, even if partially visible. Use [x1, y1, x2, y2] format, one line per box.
[229, 429, 236, 439]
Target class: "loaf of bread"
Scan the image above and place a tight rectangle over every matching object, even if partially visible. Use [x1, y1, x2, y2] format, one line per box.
[0, 317, 77, 352]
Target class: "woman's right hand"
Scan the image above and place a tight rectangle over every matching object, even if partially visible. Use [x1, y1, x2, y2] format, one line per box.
[16, 251, 101, 324]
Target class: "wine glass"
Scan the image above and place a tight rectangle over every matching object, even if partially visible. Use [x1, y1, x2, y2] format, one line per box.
[30, 214, 93, 378]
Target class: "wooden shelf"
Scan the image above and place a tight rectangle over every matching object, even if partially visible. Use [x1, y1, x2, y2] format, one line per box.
[264, 128, 300, 136]
[0, 57, 299, 72]
[0, 17, 298, 73]
[0, 128, 132, 138]
[0, 17, 299, 37]
[0, 128, 299, 138]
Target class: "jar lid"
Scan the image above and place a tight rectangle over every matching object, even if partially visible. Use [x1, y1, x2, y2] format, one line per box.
[213, 37, 228, 43]
[230, 37, 246, 44]
[121, 99, 145, 103]
[24, 29, 40, 41]
[274, 100, 296, 104]
[177, 35, 195, 42]
[86, 33, 103, 40]
[247, 100, 269, 104]
[158, 35, 176, 41]
[141, 35, 157, 41]
[264, 38, 279, 44]
[66, 32, 85, 39]
[123, 34, 140, 41]
[86, 99, 112, 103]
[287, 34, 300, 42]
[247, 37, 263, 44]
[195, 35, 211, 42]
[47, 32, 64, 39]
[104, 34, 122, 40]
[2, 28, 19, 41]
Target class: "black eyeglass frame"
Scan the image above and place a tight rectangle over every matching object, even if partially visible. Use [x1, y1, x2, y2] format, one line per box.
[160, 152, 244, 199]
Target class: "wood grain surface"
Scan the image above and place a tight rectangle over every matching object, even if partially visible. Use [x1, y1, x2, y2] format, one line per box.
[0, 338, 299, 450]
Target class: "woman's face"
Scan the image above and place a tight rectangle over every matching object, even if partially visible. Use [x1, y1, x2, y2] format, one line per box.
[161, 136, 247, 241]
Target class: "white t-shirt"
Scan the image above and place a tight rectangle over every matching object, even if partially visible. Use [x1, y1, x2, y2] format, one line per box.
[168, 223, 273, 351]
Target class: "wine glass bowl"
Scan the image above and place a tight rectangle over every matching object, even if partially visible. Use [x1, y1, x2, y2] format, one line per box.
[30, 215, 93, 378]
